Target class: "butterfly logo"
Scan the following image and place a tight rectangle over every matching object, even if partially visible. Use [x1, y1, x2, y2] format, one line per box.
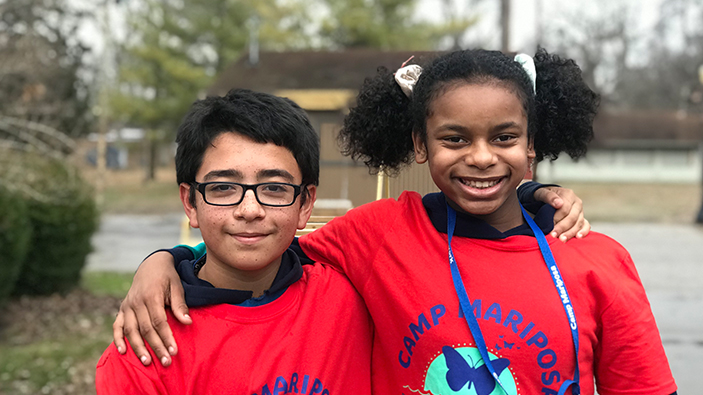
[443, 346, 511, 394]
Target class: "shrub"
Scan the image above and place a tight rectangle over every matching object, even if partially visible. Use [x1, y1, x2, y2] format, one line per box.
[12, 157, 99, 296]
[0, 186, 31, 304]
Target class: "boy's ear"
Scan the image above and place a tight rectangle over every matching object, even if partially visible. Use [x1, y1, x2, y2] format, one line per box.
[297, 185, 317, 230]
[180, 183, 200, 229]
[412, 132, 428, 164]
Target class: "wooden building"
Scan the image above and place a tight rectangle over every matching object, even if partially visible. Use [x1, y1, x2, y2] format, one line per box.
[207, 50, 441, 211]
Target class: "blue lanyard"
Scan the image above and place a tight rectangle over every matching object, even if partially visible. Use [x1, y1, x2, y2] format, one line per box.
[446, 204, 580, 395]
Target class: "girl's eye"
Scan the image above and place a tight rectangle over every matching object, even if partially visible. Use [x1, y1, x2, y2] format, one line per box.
[495, 135, 516, 143]
[444, 136, 466, 144]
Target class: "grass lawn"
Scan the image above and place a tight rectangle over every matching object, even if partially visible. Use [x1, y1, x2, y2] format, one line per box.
[0, 272, 133, 395]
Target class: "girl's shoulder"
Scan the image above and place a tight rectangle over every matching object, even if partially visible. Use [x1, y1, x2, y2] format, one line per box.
[329, 190, 425, 225]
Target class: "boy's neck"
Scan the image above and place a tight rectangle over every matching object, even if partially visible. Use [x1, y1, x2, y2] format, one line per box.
[197, 255, 283, 298]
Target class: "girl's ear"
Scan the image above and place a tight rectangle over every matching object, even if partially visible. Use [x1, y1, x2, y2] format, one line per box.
[413, 132, 428, 164]
[527, 140, 536, 161]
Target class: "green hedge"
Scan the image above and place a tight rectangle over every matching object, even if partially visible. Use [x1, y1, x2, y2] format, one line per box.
[0, 187, 31, 304]
[12, 158, 99, 296]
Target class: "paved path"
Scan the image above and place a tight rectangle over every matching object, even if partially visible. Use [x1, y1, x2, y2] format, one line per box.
[87, 216, 703, 393]
[592, 223, 703, 394]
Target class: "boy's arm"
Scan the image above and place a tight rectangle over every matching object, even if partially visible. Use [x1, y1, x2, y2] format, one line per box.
[518, 182, 590, 241]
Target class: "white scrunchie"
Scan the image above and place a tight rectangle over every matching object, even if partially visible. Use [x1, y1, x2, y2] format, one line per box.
[514, 53, 537, 94]
[394, 64, 423, 98]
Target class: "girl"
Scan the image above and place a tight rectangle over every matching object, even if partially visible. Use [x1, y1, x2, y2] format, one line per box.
[116, 49, 675, 394]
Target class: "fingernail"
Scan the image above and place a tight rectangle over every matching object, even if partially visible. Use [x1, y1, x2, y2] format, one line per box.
[117, 346, 123, 354]
[184, 314, 191, 320]
[577, 232, 583, 238]
[140, 356, 148, 365]
[161, 356, 170, 366]
[168, 346, 176, 355]
[551, 232, 558, 238]
[560, 235, 567, 242]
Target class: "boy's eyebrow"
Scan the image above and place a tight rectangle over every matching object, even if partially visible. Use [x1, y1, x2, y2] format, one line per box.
[201, 169, 296, 183]
[257, 169, 296, 182]
[203, 169, 242, 181]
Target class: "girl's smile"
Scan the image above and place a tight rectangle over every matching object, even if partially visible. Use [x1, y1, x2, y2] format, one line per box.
[413, 82, 535, 232]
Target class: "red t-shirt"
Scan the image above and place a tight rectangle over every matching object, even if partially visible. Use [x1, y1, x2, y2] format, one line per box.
[299, 191, 676, 395]
[96, 263, 373, 395]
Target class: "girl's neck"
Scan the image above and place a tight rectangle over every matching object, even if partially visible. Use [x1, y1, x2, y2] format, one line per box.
[447, 193, 525, 233]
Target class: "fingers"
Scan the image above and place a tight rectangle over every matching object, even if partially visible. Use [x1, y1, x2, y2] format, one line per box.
[170, 282, 192, 326]
[549, 193, 584, 242]
[553, 210, 585, 242]
[122, 306, 152, 366]
[112, 310, 127, 355]
[578, 218, 591, 238]
[534, 187, 565, 210]
[136, 298, 173, 367]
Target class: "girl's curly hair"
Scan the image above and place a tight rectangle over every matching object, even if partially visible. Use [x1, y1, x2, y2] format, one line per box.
[338, 48, 599, 172]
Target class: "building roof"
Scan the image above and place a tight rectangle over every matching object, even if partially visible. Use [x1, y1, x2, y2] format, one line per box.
[207, 49, 439, 96]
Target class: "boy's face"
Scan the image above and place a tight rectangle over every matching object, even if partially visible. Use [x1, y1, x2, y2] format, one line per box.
[180, 132, 315, 274]
[413, 83, 535, 232]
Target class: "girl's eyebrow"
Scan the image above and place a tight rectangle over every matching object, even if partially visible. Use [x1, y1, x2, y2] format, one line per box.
[492, 121, 522, 132]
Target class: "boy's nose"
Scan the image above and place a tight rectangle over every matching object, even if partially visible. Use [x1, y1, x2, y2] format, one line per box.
[234, 190, 266, 220]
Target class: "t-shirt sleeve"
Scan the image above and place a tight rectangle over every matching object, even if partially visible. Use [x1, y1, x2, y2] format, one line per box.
[593, 253, 677, 395]
[298, 199, 392, 288]
[517, 181, 560, 214]
[95, 344, 168, 395]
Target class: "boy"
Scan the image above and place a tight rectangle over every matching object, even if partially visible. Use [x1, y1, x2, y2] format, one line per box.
[95, 89, 373, 394]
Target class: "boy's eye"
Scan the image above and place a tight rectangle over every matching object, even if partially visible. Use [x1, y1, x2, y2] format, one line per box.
[212, 184, 234, 192]
[261, 184, 290, 194]
[206, 183, 241, 196]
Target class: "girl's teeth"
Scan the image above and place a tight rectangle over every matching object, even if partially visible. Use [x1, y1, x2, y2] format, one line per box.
[461, 179, 500, 188]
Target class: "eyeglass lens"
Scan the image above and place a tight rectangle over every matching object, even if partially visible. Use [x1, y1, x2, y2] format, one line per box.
[203, 183, 297, 206]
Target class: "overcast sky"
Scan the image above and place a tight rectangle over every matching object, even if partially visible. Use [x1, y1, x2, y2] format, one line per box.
[415, 0, 665, 53]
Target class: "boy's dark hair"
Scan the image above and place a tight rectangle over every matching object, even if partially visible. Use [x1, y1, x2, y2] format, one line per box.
[339, 48, 600, 174]
[175, 89, 320, 205]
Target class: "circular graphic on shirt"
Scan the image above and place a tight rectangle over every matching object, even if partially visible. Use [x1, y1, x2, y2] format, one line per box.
[424, 346, 516, 395]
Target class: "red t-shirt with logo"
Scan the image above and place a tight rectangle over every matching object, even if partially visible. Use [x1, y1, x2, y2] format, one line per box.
[96, 263, 373, 395]
[299, 191, 676, 395]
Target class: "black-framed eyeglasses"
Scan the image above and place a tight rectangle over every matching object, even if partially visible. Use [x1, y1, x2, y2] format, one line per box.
[193, 182, 303, 207]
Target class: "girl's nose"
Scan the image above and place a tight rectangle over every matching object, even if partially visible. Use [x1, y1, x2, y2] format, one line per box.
[466, 141, 496, 169]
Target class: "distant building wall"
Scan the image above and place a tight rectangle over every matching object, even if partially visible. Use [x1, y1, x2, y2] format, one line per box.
[536, 146, 702, 184]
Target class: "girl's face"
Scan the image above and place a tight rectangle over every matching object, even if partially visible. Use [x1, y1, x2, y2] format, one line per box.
[413, 83, 535, 232]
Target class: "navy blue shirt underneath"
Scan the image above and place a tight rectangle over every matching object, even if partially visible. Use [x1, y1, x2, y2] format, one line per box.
[175, 248, 303, 307]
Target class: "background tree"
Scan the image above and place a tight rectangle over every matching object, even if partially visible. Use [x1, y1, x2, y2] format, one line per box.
[110, 0, 311, 180]
[113, 0, 477, 180]
[0, 0, 93, 137]
[318, 0, 474, 49]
